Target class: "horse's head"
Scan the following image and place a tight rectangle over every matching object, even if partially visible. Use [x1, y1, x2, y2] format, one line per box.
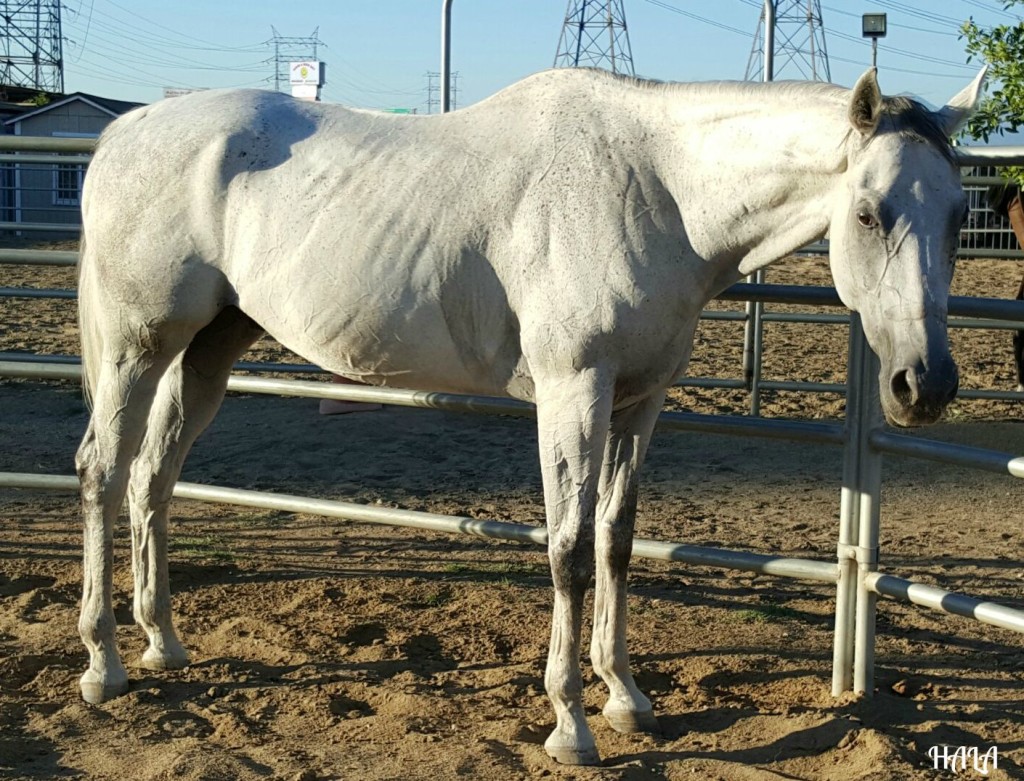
[828, 68, 985, 427]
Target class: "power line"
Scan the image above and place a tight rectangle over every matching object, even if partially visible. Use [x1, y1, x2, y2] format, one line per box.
[957, 0, 1020, 19]
[819, 3, 957, 36]
[828, 27, 974, 70]
[71, 1, 266, 53]
[70, 0, 95, 63]
[827, 52, 976, 79]
[63, 18, 268, 72]
[644, 0, 750, 38]
[869, 0, 965, 26]
[100, 0, 266, 52]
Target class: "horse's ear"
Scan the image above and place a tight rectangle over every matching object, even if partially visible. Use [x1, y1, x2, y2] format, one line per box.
[849, 68, 883, 137]
[934, 67, 987, 138]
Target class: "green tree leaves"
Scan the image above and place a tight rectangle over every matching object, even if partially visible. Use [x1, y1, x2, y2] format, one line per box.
[961, 1, 1024, 182]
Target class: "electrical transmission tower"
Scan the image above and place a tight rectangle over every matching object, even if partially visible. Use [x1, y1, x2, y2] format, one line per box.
[553, 0, 634, 76]
[425, 71, 458, 113]
[745, 1, 830, 82]
[270, 26, 322, 92]
[0, 0, 64, 94]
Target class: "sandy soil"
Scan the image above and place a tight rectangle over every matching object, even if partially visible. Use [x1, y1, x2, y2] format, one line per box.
[2, 253, 1024, 780]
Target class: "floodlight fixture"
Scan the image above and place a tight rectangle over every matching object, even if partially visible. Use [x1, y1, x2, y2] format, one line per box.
[862, 13, 887, 67]
[862, 13, 887, 38]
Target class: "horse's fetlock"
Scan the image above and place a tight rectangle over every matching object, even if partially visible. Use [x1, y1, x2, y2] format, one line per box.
[133, 597, 158, 628]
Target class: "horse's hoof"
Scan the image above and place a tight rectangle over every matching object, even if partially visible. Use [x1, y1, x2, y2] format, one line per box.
[79, 671, 129, 704]
[544, 743, 602, 766]
[603, 707, 660, 734]
[138, 646, 189, 670]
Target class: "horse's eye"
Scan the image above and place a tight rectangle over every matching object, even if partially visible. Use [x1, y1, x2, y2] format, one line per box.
[857, 212, 877, 229]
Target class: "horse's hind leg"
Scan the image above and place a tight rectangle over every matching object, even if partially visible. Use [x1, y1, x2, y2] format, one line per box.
[590, 392, 664, 734]
[77, 345, 178, 704]
[127, 307, 263, 671]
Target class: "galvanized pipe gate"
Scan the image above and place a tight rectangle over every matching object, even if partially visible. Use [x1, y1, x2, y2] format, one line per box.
[4, 298, 1024, 698]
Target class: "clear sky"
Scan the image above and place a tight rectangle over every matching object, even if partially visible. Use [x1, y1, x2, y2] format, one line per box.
[61, 1, 1016, 113]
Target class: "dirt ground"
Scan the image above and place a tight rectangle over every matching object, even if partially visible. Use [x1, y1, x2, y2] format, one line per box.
[2, 253, 1024, 780]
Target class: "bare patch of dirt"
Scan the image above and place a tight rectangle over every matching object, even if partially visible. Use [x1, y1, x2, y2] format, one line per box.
[2, 251, 1023, 779]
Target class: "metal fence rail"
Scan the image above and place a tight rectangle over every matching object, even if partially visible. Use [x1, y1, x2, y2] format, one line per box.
[0, 471, 843, 583]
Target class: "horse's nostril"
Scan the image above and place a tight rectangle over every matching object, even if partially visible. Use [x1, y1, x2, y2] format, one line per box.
[889, 368, 918, 406]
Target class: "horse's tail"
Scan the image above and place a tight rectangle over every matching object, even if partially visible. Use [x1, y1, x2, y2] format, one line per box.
[77, 233, 101, 411]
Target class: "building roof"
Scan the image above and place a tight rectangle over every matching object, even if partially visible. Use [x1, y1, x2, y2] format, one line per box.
[0, 100, 34, 121]
[4, 92, 145, 126]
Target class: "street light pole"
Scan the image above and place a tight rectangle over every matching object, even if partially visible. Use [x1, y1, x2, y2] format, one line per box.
[763, 0, 775, 83]
[441, 0, 454, 113]
[862, 13, 887, 70]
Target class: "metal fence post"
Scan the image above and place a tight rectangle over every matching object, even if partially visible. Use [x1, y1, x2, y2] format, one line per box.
[831, 313, 883, 696]
[852, 327, 883, 694]
[832, 314, 862, 695]
[742, 268, 767, 415]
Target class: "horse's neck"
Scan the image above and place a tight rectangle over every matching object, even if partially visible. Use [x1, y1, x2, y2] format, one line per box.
[644, 85, 849, 274]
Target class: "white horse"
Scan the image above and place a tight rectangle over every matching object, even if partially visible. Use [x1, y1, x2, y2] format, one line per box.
[75, 67, 983, 765]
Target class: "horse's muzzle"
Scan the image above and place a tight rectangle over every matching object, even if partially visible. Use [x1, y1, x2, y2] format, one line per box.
[881, 357, 959, 427]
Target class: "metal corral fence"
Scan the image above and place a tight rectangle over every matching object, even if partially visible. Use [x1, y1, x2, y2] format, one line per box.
[2, 136, 1024, 698]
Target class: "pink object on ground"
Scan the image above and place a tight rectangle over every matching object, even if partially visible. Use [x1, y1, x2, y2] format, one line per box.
[319, 375, 382, 415]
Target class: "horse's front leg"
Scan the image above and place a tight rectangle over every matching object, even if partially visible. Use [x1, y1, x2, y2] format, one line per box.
[591, 392, 664, 734]
[535, 369, 614, 766]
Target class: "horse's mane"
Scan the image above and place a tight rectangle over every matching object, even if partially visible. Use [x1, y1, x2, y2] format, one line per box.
[574, 68, 955, 164]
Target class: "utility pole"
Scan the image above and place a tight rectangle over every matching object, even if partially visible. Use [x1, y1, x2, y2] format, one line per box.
[425, 71, 439, 114]
[553, 0, 635, 76]
[270, 26, 322, 92]
[426, 71, 458, 113]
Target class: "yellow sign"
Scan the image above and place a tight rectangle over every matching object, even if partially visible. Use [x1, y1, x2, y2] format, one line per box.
[289, 61, 324, 87]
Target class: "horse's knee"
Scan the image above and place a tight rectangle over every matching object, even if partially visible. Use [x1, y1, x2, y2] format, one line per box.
[596, 521, 634, 570]
[548, 531, 595, 595]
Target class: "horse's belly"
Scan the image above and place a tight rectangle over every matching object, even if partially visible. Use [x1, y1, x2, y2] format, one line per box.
[241, 290, 527, 398]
